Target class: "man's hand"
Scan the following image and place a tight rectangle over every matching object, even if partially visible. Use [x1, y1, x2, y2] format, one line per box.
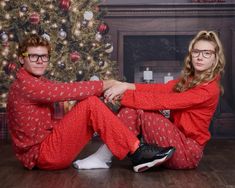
[104, 82, 135, 103]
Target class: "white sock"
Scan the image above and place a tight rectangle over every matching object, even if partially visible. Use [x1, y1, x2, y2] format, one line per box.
[73, 144, 113, 170]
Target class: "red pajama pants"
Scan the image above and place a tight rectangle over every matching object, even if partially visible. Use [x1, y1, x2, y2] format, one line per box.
[37, 96, 139, 170]
[117, 107, 204, 169]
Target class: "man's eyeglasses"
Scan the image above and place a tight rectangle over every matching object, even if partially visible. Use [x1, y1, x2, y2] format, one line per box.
[191, 49, 215, 59]
[22, 52, 50, 62]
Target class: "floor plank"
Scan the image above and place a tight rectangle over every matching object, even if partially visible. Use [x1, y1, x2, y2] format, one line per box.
[0, 139, 235, 188]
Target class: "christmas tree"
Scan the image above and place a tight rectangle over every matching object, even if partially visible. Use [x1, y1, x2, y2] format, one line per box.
[0, 0, 118, 108]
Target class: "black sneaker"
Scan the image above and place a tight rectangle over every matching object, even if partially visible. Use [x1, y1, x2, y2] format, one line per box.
[129, 143, 175, 172]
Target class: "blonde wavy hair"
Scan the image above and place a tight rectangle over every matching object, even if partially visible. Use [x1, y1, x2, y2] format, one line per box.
[174, 30, 225, 94]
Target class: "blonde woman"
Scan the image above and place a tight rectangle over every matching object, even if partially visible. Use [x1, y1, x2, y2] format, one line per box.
[75, 30, 225, 170]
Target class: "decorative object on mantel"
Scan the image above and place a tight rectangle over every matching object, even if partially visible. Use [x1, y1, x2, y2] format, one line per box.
[191, 0, 226, 2]
[143, 67, 153, 83]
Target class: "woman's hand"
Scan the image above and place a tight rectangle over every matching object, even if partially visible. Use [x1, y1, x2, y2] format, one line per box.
[104, 82, 135, 103]
[103, 80, 118, 91]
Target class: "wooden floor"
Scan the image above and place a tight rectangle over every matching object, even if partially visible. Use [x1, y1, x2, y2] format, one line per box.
[1, 139, 235, 188]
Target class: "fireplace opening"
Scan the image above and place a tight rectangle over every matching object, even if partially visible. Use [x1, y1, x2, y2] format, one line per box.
[123, 35, 194, 83]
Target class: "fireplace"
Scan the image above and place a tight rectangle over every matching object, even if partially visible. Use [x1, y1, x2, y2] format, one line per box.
[123, 35, 193, 83]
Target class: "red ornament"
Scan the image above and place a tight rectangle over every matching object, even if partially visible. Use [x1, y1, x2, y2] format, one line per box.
[98, 23, 109, 35]
[4, 62, 17, 75]
[60, 0, 71, 11]
[2, 41, 9, 47]
[29, 12, 40, 25]
[70, 51, 81, 62]
[94, 5, 100, 12]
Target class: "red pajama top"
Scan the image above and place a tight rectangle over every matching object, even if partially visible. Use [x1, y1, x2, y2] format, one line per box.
[7, 68, 103, 169]
[121, 78, 220, 146]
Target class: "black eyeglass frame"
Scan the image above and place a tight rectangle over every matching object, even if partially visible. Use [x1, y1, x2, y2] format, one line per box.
[22, 52, 50, 62]
[191, 49, 216, 59]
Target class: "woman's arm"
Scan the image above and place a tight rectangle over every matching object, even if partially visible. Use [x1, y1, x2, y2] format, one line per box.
[103, 80, 118, 91]
[121, 85, 219, 110]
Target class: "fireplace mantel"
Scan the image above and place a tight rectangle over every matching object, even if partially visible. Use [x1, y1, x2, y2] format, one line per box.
[100, 3, 235, 18]
[100, 1, 235, 138]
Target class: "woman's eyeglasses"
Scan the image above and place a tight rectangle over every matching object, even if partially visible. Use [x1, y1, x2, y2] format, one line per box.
[191, 49, 215, 59]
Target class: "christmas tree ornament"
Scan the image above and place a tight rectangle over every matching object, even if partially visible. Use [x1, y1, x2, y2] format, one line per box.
[20, 4, 29, 13]
[70, 51, 81, 62]
[98, 22, 109, 35]
[95, 5, 99, 12]
[83, 11, 94, 21]
[4, 62, 17, 75]
[98, 60, 105, 67]
[0, 32, 8, 43]
[41, 33, 50, 41]
[95, 32, 102, 41]
[58, 29, 67, 40]
[82, 20, 88, 27]
[57, 61, 65, 69]
[90, 75, 99, 81]
[60, 0, 71, 11]
[2, 41, 9, 48]
[105, 43, 114, 53]
[29, 12, 40, 25]
[100, 61, 108, 69]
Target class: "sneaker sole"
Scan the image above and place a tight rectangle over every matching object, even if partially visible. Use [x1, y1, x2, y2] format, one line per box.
[133, 148, 175, 173]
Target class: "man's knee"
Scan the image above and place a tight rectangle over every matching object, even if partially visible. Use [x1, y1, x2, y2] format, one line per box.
[86, 96, 101, 105]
